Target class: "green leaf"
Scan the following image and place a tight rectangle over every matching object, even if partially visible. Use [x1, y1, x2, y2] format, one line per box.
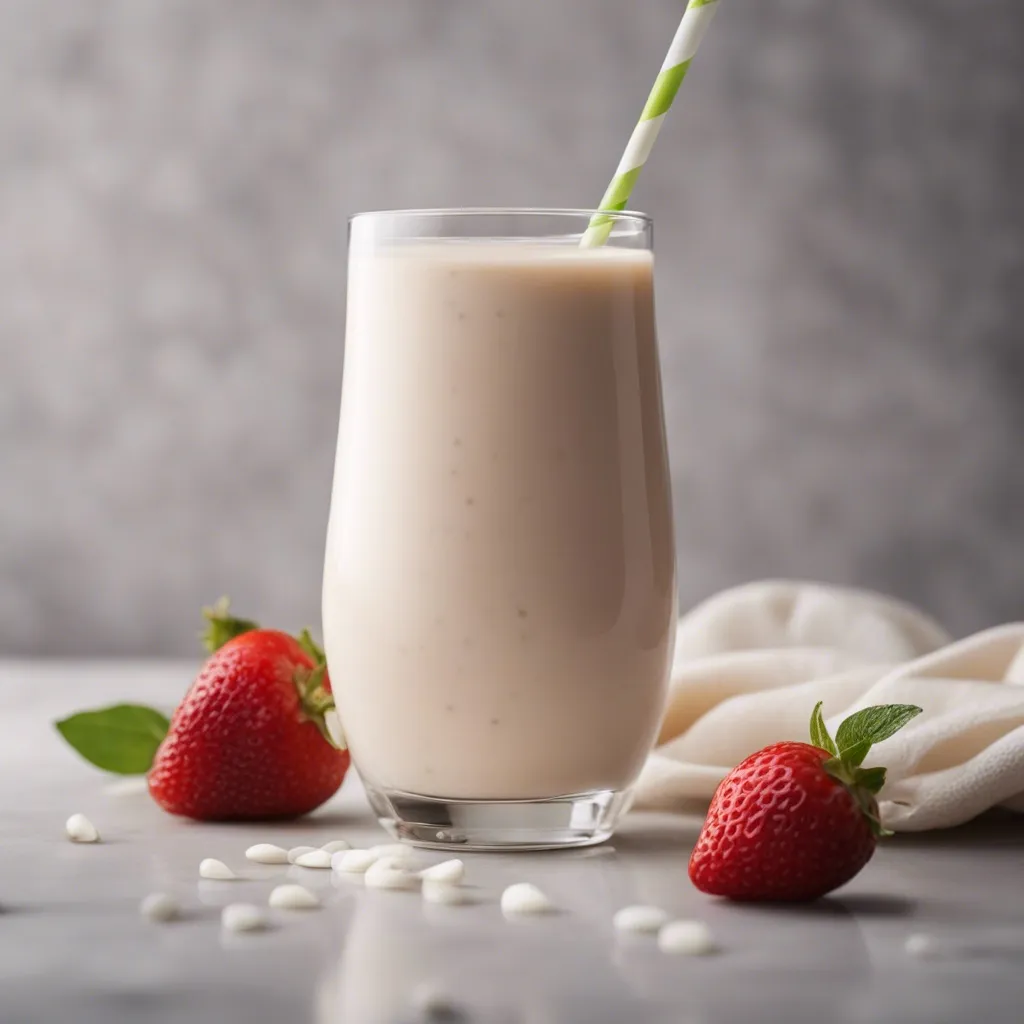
[809, 701, 838, 756]
[841, 737, 872, 767]
[857, 766, 887, 795]
[835, 704, 923, 755]
[55, 704, 170, 775]
[296, 628, 326, 666]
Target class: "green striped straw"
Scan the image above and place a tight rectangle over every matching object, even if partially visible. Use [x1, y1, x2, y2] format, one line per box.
[580, 0, 720, 248]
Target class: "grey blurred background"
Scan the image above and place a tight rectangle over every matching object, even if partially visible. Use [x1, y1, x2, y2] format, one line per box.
[2, 0, 1022, 657]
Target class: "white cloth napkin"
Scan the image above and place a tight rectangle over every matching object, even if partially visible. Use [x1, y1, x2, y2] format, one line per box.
[635, 581, 1024, 831]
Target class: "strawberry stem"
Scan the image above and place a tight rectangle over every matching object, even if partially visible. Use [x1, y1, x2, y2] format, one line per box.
[292, 664, 344, 750]
[201, 597, 259, 654]
[295, 628, 326, 666]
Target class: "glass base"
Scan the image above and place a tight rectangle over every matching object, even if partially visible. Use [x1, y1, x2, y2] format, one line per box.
[363, 782, 631, 851]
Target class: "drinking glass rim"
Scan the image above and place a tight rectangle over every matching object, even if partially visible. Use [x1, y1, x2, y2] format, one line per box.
[348, 207, 652, 227]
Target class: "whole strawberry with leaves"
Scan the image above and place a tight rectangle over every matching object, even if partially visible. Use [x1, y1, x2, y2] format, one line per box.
[689, 701, 922, 902]
[56, 600, 349, 820]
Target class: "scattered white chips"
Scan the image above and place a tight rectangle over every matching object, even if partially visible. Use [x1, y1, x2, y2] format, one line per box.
[657, 919, 716, 956]
[65, 813, 99, 844]
[321, 840, 351, 854]
[199, 858, 237, 880]
[140, 892, 180, 923]
[613, 905, 670, 934]
[287, 845, 318, 864]
[293, 849, 333, 869]
[500, 883, 554, 916]
[221, 903, 267, 933]
[419, 859, 465, 884]
[370, 847, 413, 864]
[245, 843, 289, 865]
[269, 884, 321, 910]
[364, 856, 419, 891]
[332, 849, 378, 873]
[369, 843, 413, 861]
[422, 880, 468, 905]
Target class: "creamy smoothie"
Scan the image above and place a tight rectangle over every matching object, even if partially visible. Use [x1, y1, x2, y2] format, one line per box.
[324, 234, 676, 802]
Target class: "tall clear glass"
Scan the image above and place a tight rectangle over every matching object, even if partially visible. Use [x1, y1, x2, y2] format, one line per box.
[324, 209, 676, 850]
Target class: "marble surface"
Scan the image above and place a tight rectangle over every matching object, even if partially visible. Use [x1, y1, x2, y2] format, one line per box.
[3, 660, 1024, 1024]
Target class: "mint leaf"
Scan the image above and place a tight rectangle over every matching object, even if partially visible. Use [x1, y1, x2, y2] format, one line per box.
[835, 704, 923, 754]
[809, 701, 838, 756]
[857, 766, 887, 794]
[841, 737, 872, 767]
[55, 704, 170, 775]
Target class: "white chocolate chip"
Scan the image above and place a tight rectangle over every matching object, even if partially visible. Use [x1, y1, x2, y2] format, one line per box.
[199, 858, 237, 880]
[221, 903, 267, 933]
[65, 813, 99, 844]
[364, 856, 419, 891]
[321, 840, 350, 854]
[422, 880, 468, 905]
[657, 920, 716, 956]
[500, 883, 554, 915]
[245, 843, 290, 865]
[371, 855, 408, 871]
[419, 859, 465, 884]
[294, 849, 333, 869]
[613, 905, 670, 934]
[905, 933, 938, 959]
[269, 884, 321, 910]
[332, 849, 378, 873]
[140, 892, 180, 923]
[369, 843, 413, 861]
[287, 845, 318, 864]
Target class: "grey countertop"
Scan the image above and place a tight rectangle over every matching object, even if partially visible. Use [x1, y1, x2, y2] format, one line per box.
[3, 661, 1023, 1024]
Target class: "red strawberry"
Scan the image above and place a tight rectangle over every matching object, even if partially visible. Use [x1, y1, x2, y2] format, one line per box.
[55, 600, 349, 821]
[688, 701, 922, 902]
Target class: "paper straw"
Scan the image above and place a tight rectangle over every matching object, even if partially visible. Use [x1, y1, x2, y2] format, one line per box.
[580, 0, 720, 248]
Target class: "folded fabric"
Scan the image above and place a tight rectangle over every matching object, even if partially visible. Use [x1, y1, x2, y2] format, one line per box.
[635, 581, 1024, 831]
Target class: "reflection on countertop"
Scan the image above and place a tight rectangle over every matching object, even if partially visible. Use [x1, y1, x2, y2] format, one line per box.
[3, 663, 1024, 1024]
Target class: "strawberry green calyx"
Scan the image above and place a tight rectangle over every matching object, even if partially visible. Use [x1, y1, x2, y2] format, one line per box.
[296, 628, 326, 666]
[293, 626, 341, 747]
[293, 664, 344, 750]
[809, 701, 923, 839]
[201, 597, 259, 653]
